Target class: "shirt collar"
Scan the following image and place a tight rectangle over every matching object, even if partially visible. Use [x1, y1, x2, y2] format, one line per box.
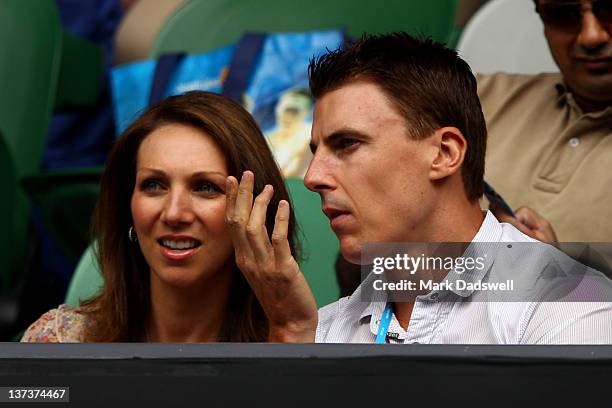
[442, 211, 501, 298]
[555, 81, 612, 118]
[359, 290, 408, 340]
[359, 277, 387, 322]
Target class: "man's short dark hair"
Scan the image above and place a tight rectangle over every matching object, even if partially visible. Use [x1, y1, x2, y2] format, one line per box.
[308, 32, 487, 201]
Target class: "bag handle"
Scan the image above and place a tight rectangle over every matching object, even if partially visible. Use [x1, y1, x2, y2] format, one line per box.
[148, 52, 186, 106]
[221, 32, 267, 102]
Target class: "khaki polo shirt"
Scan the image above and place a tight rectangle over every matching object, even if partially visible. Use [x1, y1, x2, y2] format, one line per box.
[478, 72, 612, 245]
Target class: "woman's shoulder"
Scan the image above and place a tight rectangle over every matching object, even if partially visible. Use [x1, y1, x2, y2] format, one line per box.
[20, 304, 90, 343]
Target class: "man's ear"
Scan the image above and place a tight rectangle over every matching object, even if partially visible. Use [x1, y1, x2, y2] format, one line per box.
[429, 127, 467, 181]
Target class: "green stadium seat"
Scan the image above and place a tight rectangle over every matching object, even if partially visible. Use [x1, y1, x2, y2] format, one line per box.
[0, 0, 103, 341]
[0, 0, 103, 294]
[285, 178, 340, 307]
[152, 0, 459, 56]
[21, 167, 103, 265]
[64, 244, 103, 308]
[0, 0, 63, 292]
[54, 32, 103, 109]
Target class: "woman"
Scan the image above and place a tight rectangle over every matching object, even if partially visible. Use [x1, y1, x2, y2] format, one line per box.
[21, 91, 306, 342]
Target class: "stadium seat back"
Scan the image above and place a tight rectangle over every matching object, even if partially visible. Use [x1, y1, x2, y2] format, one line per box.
[152, 0, 459, 56]
[457, 0, 558, 74]
[22, 168, 103, 265]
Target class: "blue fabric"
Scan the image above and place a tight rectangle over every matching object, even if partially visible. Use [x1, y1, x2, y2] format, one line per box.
[221, 33, 267, 102]
[111, 30, 344, 135]
[45, 0, 122, 170]
[247, 30, 344, 131]
[149, 53, 186, 106]
[112, 44, 236, 134]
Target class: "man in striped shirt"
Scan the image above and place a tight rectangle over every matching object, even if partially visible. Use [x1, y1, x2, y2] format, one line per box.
[303, 33, 612, 343]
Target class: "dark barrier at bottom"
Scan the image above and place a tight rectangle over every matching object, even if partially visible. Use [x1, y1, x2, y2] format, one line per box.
[1, 344, 611, 407]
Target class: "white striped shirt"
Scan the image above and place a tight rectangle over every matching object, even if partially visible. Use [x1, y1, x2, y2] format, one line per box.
[316, 212, 612, 344]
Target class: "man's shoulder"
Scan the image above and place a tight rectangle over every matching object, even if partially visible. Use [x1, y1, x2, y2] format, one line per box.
[317, 296, 350, 328]
[316, 298, 342, 343]
[477, 72, 562, 93]
[316, 293, 369, 342]
[477, 72, 562, 114]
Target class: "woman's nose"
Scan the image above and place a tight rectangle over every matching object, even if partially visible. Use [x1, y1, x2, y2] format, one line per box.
[160, 189, 195, 226]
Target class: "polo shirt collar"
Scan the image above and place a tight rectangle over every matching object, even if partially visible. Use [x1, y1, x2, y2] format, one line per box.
[555, 81, 612, 118]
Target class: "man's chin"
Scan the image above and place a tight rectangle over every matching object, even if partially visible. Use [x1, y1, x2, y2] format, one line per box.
[572, 71, 612, 96]
[339, 239, 364, 265]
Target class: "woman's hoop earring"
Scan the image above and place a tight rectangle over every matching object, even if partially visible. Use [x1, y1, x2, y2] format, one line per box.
[128, 226, 138, 243]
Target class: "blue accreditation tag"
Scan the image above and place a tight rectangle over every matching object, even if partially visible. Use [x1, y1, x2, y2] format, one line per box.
[375, 303, 393, 344]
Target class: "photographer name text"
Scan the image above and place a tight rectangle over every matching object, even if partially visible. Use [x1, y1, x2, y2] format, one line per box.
[373, 279, 514, 292]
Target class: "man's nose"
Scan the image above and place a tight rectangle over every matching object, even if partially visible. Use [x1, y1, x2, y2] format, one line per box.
[161, 189, 195, 226]
[304, 152, 334, 193]
[576, 7, 610, 50]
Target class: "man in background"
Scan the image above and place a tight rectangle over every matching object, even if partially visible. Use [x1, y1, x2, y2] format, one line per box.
[479, 0, 612, 264]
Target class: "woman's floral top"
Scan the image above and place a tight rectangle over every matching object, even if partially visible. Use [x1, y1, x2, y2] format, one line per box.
[20, 304, 89, 342]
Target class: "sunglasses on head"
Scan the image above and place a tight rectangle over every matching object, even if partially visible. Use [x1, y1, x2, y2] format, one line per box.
[536, 0, 612, 30]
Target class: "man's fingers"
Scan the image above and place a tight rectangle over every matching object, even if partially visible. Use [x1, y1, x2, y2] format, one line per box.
[515, 207, 537, 229]
[271, 200, 293, 261]
[514, 206, 557, 243]
[491, 204, 534, 236]
[246, 185, 274, 263]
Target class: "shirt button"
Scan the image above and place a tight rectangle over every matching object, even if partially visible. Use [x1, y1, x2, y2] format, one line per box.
[430, 293, 439, 300]
[569, 137, 580, 148]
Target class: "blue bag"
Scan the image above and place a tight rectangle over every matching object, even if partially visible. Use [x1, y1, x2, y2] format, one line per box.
[110, 30, 345, 178]
[111, 44, 236, 134]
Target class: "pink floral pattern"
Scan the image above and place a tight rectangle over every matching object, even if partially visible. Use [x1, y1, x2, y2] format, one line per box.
[20, 304, 89, 343]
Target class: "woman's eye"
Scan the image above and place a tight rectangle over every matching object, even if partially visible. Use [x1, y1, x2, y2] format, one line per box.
[195, 181, 221, 194]
[142, 179, 164, 192]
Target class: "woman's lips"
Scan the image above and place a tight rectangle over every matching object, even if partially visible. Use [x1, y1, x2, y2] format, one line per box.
[159, 244, 201, 261]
